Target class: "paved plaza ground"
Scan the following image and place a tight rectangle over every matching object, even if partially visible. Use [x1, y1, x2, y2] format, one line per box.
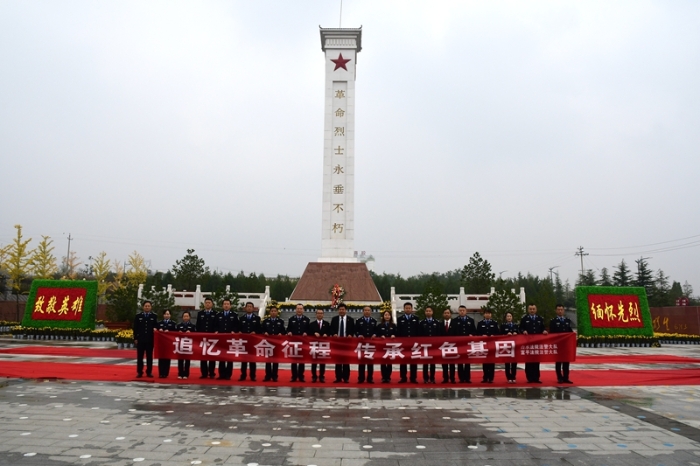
[2, 343, 700, 465]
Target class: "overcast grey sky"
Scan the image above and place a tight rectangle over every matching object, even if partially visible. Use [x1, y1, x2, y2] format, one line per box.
[1, 1, 699, 293]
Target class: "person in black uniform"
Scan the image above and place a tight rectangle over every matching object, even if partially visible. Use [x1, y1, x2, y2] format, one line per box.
[520, 303, 548, 383]
[441, 308, 456, 384]
[196, 297, 218, 378]
[476, 308, 500, 383]
[239, 301, 261, 381]
[374, 310, 397, 383]
[397, 302, 420, 383]
[216, 299, 239, 380]
[330, 303, 355, 383]
[133, 300, 158, 378]
[176, 310, 196, 379]
[355, 306, 378, 383]
[156, 309, 177, 378]
[451, 305, 476, 383]
[308, 309, 330, 382]
[550, 304, 574, 384]
[262, 306, 285, 381]
[287, 304, 310, 382]
[420, 306, 441, 383]
[500, 311, 519, 383]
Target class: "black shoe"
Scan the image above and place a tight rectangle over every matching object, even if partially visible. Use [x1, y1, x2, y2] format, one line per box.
[216, 376, 226, 380]
[319, 377, 325, 383]
[159, 375, 167, 379]
[358, 379, 364, 384]
[450, 379, 456, 384]
[563, 379, 573, 384]
[146, 373, 153, 378]
[290, 377, 297, 382]
[333, 379, 342, 383]
[398, 379, 407, 384]
[250, 378, 256, 382]
[442, 379, 449, 384]
[273, 377, 278, 382]
[239, 376, 247, 381]
[209, 374, 216, 378]
[312, 376, 317, 383]
[263, 377, 271, 382]
[487, 380, 493, 384]
[481, 379, 488, 383]
[367, 379, 374, 384]
[343, 379, 349, 383]
[136, 374, 143, 378]
[410, 379, 418, 384]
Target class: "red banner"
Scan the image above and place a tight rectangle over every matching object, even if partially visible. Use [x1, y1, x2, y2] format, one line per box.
[588, 294, 644, 328]
[30, 287, 87, 321]
[154, 332, 576, 364]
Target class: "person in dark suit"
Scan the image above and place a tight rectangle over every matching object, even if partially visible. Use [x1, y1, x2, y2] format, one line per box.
[262, 306, 286, 382]
[287, 303, 310, 382]
[397, 302, 420, 383]
[355, 306, 378, 383]
[308, 309, 330, 382]
[520, 303, 548, 383]
[550, 304, 574, 384]
[451, 305, 476, 383]
[374, 310, 397, 383]
[500, 311, 519, 383]
[330, 303, 355, 383]
[420, 306, 441, 383]
[441, 308, 456, 384]
[196, 297, 218, 378]
[156, 309, 177, 378]
[476, 308, 500, 383]
[238, 301, 261, 381]
[176, 311, 196, 379]
[216, 299, 239, 380]
[133, 300, 158, 378]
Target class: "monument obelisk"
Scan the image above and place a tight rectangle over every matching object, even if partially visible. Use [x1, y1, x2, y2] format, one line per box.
[289, 27, 381, 304]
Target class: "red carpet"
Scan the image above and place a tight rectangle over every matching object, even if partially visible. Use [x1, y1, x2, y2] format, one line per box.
[1, 360, 699, 387]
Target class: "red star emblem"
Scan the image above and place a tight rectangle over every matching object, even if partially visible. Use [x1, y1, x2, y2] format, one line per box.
[331, 53, 351, 71]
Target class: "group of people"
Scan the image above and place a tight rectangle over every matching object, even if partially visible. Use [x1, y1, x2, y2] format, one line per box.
[133, 299, 574, 385]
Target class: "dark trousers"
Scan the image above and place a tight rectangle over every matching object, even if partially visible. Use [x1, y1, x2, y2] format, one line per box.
[200, 360, 216, 377]
[335, 364, 350, 382]
[178, 359, 191, 378]
[400, 364, 418, 382]
[380, 364, 392, 381]
[265, 363, 279, 380]
[422, 364, 436, 381]
[311, 364, 326, 380]
[240, 362, 256, 380]
[218, 361, 233, 379]
[482, 363, 495, 382]
[291, 363, 305, 381]
[555, 362, 570, 381]
[358, 364, 374, 382]
[158, 359, 171, 377]
[457, 363, 471, 382]
[136, 341, 153, 376]
[525, 362, 540, 382]
[441, 364, 456, 382]
[505, 363, 517, 381]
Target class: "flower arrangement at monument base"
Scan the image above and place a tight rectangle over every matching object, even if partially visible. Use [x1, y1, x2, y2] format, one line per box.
[576, 334, 660, 348]
[654, 333, 700, 344]
[9, 326, 119, 342]
[329, 284, 346, 308]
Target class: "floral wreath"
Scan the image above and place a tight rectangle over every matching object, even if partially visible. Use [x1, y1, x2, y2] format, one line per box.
[329, 284, 346, 309]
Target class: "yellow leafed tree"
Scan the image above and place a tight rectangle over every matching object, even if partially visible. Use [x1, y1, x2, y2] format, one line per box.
[92, 251, 111, 304]
[126, 251, 148, 285]
[32, 235, 58, 279]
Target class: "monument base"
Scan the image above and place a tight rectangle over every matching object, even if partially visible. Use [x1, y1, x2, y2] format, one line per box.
[289, 262, 382, 303]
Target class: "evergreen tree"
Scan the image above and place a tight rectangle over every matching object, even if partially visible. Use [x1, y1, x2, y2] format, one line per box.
[599, 267, 613, 286]
[634, 257, 655, 297]
[669, 281, 683, 304]
[415, 275, 449, 319]
[650, 269, 671, 307]
[486, 289, 525, 322]
[613, 259, 632, 287]
[460, 252, 495, 293]
[172, 249, 209, 290]
[577, 269, 598, 286]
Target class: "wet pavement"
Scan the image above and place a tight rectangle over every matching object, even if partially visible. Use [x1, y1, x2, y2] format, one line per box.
[2, 375, 700, 466]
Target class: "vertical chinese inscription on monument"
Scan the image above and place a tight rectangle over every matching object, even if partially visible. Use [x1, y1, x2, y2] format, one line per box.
[331, 81, 347, 239]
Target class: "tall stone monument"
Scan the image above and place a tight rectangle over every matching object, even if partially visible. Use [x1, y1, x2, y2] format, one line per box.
[290, 27, 382, 304]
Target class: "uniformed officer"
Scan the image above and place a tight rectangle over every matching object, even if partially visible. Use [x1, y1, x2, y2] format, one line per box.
[216, 299, 239, 380]
[330, 303, 355, 383]
[441, 308, 456, 384]
[355, 306, 378, 384]
[520, 303, 548, 383]
[451, 305, 476, 383]
[476, 308, 500, 383]
[287, 303, 310, 382]
[239, 301, 261, 381]
[397, 302, 421, 383]
[133, 300, 158, 378]
[308, 309, 330, 383]
[550, 304, 574, 384]
[262, 306, 286, 381]
[500, 311, 519, 383]
[196, 297, 218, 378]
[176, 310, 196, 379]
[156, 309, 177, 378]
[420, 306, 441, 383]
[374, 310, 397, 383]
